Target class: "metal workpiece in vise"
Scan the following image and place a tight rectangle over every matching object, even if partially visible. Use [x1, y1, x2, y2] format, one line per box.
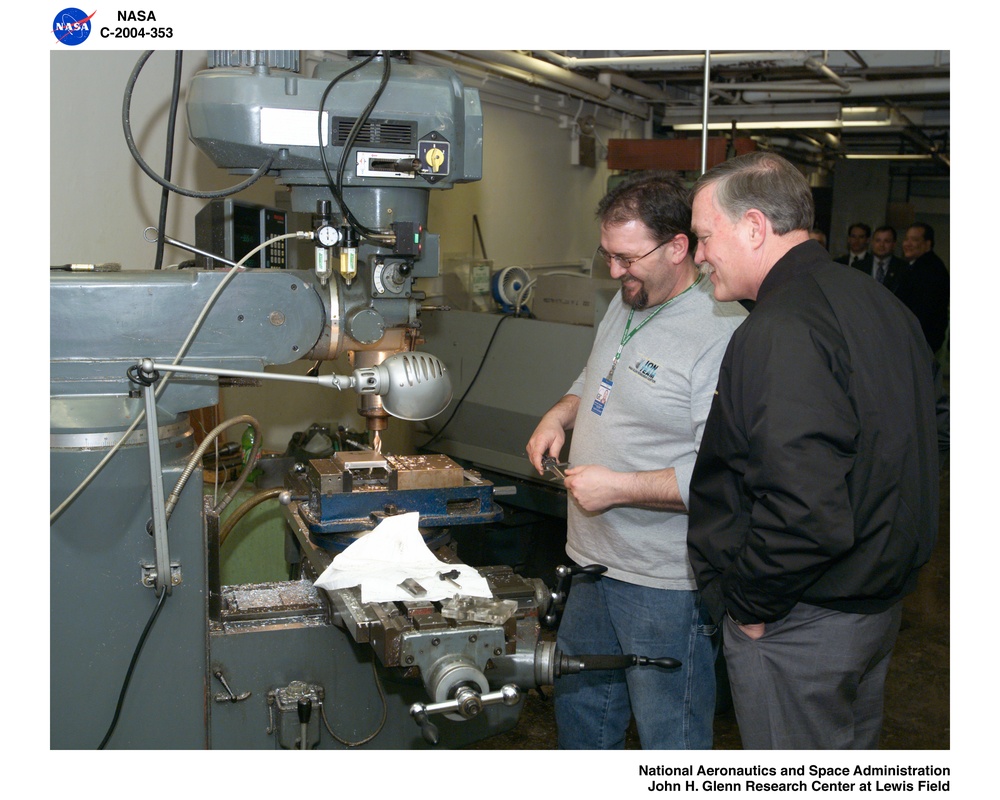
[543, 563, 608, 627]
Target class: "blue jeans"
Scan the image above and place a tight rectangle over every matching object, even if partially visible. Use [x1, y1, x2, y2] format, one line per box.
[553, 573, 718, 749]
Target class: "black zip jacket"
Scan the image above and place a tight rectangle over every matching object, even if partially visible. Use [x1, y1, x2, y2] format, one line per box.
[688, 240, 940, 624]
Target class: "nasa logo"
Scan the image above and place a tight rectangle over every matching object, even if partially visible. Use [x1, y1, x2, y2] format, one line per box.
[52, 8, 95, 45]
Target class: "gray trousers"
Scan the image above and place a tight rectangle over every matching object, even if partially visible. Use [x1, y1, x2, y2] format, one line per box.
[723, 602, 903, 749]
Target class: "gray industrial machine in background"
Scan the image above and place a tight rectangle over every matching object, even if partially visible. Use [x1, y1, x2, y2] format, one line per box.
[51, 50, 675, 750]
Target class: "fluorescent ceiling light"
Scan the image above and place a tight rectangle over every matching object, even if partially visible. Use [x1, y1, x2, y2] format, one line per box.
[843, 153, 934, 160]
[666, 103, 897, 131]
[841, 106, 893, 127]
[673, 119, 841, 130]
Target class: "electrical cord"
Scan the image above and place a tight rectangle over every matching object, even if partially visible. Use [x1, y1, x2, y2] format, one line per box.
[318, 53, 377, 232]
[320, 660, 388, 747]
[335, 55, 392, 223]
[317, 52, 396, 244]
[153, 51, 184, 269]
[513, 270, 590, 318]
[97, 587, 168, 749]
[122, 51, 274, 199]
[421, 313, 513, 449]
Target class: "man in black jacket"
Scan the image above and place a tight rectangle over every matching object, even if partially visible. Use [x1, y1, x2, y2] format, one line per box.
[688, 152, 940, 749]
[897, 222, 950, 353]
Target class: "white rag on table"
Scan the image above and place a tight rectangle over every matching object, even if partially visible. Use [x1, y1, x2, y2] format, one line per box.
[312, 511, 492, 603]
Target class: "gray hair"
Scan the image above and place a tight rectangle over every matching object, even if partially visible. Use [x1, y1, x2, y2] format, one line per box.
[692, 152, 814, 235]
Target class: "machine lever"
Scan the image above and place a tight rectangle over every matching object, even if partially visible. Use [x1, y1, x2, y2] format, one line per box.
[213, 670, 252, 703]
[543, 563, 608, 627]
[297, 697, 312, 750]
[410, 706, 440, 745]
[409, 685, 521, 745]
[555, 653, 682, 677]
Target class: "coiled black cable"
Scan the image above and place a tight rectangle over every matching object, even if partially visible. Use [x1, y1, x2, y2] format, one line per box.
[122, 50, 274, 199]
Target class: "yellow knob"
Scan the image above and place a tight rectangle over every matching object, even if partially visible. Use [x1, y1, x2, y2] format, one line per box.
[425, 146, 445, 173]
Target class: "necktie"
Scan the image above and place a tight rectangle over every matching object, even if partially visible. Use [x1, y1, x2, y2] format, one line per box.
[876, 260, 887, 283]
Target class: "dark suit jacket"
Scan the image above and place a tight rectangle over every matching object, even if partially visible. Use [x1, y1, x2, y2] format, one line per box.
[893, 251, 950, 353]
[835, 251, 872, 274]
[869, 254, 907, 292]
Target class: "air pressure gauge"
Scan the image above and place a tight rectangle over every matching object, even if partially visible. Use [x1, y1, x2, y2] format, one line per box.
[316, 225, 340, 247]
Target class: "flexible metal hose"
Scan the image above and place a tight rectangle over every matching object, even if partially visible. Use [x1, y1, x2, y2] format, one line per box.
[218, 486, 285, 546]
[164, 414, 262, 523]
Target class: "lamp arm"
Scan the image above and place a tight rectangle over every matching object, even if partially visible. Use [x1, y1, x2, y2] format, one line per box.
[140, 359, 356, 390]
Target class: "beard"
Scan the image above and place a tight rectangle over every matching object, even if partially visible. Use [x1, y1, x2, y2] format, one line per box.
[621, 278, 648, 310]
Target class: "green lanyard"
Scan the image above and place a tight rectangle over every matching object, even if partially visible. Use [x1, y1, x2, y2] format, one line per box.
[606, 273, 703, 381]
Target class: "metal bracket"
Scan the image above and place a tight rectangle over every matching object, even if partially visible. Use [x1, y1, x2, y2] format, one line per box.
[141, 562, 183, 589]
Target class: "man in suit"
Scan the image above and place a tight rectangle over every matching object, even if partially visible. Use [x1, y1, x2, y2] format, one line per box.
[868, 225, 907, 292]
[834, 222, 872, 272]
[896, 222, 950, 354]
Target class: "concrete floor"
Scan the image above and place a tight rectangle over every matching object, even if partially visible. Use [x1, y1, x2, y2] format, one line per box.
[467, 466, 950, 751]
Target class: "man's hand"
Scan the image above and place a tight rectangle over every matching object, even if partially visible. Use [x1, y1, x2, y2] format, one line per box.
[739, 622, 765, 640]
[526, 418, 566, 475]
[563, 464, 623, 512]
[526, 394, 579, 474]
[563, 464, 687, 514]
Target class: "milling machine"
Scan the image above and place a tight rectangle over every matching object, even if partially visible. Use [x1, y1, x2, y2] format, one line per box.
[50, 50, 678, 750]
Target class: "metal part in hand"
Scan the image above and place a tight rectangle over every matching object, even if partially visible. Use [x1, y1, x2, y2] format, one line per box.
[541, 456, 569, 481]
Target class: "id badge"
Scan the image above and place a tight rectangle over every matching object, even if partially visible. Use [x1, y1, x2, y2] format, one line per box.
[591, 377, 613, 416]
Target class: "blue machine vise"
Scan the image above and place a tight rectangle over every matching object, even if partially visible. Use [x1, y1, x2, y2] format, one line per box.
[290, 451, 502, 550]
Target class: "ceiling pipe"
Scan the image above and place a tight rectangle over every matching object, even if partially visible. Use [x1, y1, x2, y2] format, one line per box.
[741, 77, 949, 103]
[715, 82, 848, 94]
[538, 51, 811, 70]
[414, 51, 619, 126]
[451, 50, 650, 118]
[596, 70, 672, 104]
[417, 49, 582, 98]
[804, 55, 851, 91]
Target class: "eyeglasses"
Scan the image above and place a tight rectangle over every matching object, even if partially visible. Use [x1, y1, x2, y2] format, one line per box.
[596, 239, 670, 270]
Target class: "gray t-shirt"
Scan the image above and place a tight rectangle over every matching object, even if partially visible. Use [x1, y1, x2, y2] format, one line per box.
[566, 276, 747, 590]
